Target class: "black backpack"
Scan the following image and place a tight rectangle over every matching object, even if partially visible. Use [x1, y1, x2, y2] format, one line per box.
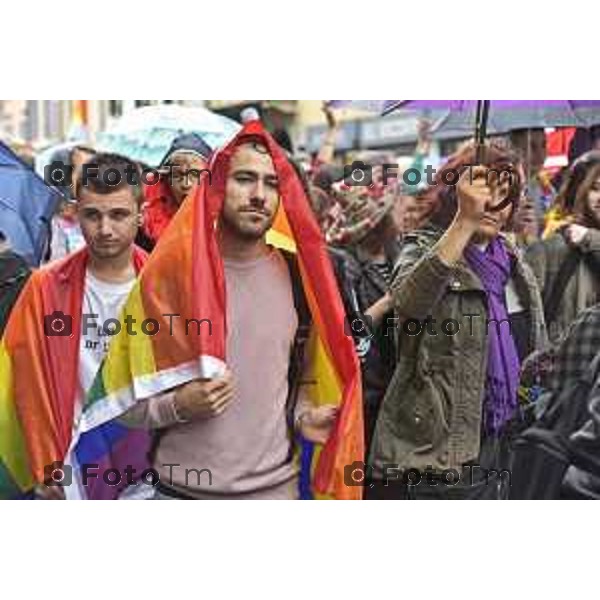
[510, 352, 600, 499]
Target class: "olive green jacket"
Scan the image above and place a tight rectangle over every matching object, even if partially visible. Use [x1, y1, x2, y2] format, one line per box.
[525, 229, 600, 344]
[369, 226, 547, 475]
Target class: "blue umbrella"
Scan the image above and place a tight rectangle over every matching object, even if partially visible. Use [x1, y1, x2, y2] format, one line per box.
[97, 104, 241, 166]
[0, 141, 64, 266]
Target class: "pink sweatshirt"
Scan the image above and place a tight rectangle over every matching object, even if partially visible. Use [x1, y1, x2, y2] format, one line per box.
[125, 248, 310, 499]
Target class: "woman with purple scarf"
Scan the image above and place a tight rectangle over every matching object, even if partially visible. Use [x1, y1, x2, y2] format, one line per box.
[367, 141, 547, 499]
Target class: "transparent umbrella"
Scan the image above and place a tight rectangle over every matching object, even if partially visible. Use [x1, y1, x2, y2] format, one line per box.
[97, 104, 241, 166]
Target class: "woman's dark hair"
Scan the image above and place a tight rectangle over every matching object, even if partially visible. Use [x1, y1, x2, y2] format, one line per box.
[420, 140, 523, 230]
[556, 150, 600, 214]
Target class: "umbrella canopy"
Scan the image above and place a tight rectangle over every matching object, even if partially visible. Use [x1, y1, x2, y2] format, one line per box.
[0, 141, 64, 265]
[393, 100, 600, 136]
[331, 100, 600, 212]
[97, 104, 241, 166]
[329, 100, 600, 138]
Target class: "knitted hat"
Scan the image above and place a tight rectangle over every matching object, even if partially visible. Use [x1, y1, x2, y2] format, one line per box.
[160, 133, 212, 168]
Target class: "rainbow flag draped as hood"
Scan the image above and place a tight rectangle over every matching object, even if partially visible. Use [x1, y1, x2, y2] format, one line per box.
[51, 121, 364, 499]
[0, 247, 150, 498]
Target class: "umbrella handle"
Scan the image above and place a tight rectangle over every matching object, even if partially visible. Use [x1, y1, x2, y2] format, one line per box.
[474, 100, 490, 164]
[474, 100, 514, 213]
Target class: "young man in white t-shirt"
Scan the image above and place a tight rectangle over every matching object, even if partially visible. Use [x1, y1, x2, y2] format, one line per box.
[36, 153, 149, 499]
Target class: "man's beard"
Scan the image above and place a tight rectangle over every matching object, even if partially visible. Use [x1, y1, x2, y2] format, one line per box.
[221, 210, 275, 241]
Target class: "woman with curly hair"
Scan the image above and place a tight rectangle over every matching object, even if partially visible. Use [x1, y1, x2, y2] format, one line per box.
[367, 140, 547, 500]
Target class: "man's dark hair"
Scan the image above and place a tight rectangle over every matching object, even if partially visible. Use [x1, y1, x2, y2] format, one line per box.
[79, 152, 143, 204]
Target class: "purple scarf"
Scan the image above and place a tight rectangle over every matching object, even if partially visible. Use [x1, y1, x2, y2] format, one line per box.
[464, 238, 521, 434]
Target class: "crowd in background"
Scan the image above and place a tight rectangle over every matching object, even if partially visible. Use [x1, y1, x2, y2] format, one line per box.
[2, 102, 600, 500]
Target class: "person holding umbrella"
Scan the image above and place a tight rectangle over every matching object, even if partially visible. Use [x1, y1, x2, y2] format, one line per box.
[368, 140, 547, 500]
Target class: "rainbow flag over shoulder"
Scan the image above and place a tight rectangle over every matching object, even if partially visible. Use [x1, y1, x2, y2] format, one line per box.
[78, 120, 364, 499]
[0, 248, 150, 499]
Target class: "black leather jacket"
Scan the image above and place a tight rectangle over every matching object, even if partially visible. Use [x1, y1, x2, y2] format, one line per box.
[329, 241, 401, 447]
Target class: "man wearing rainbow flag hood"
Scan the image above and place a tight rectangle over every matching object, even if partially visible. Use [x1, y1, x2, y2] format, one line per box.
[0, 153, 151, 499]
[1, 121, 364, 500]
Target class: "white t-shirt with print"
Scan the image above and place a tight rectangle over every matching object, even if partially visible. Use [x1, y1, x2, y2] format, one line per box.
[79, 270, 135, 398]
[65, 270, 138, 500]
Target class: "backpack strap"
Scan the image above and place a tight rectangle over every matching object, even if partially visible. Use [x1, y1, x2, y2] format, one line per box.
[280, 250, 313, 457]
[543, 248, 582, 327]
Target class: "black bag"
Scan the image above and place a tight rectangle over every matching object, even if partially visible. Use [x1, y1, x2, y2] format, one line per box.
[510, 353, 600, 499]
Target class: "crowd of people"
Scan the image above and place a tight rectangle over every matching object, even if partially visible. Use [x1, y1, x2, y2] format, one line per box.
[1, 103, 600, 500]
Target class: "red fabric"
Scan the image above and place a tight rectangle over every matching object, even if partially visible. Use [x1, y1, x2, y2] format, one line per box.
[141, 180, 179, 243]
[10, 246, 147, 478]
[547, 128, 576, 158]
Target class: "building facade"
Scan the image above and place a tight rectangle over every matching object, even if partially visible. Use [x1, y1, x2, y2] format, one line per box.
[1, 99, 435, 157]
[0, 100, 205, 148]
[205, 100, 428, 157]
